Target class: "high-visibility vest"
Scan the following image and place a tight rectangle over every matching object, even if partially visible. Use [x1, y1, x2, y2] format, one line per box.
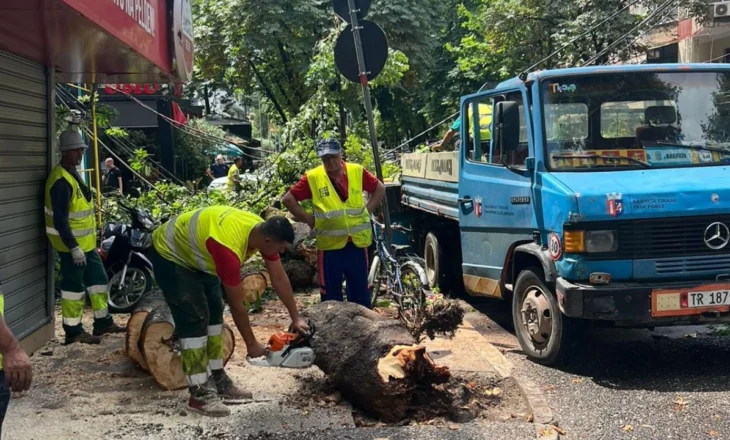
[152, 206, 261, 275]
[307, 163, 372, 251]
[227, 163, 239, 190]
[466, 103, 492, 142]
[44, 165, 97, 253]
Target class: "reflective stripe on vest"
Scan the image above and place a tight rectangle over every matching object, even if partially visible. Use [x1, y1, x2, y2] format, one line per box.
[307, 163, 373, 251]
[152, 206, 261, 274]
[44, 165, 97, 252]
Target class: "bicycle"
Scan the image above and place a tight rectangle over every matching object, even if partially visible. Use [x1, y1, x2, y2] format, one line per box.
[368, 216, 429, 327]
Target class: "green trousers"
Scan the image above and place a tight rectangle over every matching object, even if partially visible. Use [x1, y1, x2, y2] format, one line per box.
[58, 250, 111, 336]
[149, 247, 225, 388]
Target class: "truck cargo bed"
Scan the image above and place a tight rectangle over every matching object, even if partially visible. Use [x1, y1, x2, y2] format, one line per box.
[401, 176, 459, 220]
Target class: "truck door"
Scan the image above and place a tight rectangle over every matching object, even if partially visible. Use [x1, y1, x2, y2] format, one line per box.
[458, 89, 536, 298]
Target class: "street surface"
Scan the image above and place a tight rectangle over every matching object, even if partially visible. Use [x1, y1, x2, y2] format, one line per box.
[465, 297, 730, 440]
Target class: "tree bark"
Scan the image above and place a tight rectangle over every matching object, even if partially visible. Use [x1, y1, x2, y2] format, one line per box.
[303, 302, 450, 422]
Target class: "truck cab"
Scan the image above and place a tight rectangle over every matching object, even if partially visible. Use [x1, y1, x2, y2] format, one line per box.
[399, 64, 730, 365]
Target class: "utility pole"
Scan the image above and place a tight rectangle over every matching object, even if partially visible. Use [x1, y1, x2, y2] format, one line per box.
[346, 0, 392, 245]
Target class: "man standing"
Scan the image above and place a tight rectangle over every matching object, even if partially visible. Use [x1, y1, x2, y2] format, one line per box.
[103, 158, 123, 196]
[227, 157, 242, 191]
[149, 206, 308, 416]
[44, 129, 125, 345]
[282, 139, 385, 308]
[0, 283, 32, 437]
[206, 155, 230, 180]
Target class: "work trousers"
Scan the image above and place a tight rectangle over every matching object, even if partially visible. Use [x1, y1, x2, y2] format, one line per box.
[318, 242, 371, 309]
[58, 250, 112, 336]
[149, 247, 224, 389]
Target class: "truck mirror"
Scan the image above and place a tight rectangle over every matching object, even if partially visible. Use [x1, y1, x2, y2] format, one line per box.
[495, 101, 520, 153]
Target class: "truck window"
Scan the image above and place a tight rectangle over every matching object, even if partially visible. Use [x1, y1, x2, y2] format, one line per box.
[601, 100, 676, 138]
[464, 92, 529, 166]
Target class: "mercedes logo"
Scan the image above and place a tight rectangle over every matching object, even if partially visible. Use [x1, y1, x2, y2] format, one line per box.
[704, 222, 730, 250]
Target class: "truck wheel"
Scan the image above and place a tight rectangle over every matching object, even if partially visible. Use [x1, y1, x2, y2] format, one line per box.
[424, 232, 445, 291]
[512, 267, 573, 366]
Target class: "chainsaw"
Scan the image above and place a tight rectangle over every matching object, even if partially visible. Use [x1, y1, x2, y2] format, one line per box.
[246, 320, 315, 368]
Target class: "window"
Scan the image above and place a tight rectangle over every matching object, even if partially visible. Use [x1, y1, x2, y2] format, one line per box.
[544, 103, 588, 141]
[600, 100, 676, 138]
[464, 92, 529, 166]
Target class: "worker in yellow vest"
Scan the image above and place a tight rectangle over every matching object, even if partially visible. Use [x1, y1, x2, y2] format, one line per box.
[227, 157, 242, 191]
[44, 129, 125, 345]
[282, 139, 385, 308]
[434, 102, 492, 151]
[0, 283, 32, 436]
[149, 207, 308, 417]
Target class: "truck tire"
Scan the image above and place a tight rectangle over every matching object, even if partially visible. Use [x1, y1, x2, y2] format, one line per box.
[512, 267, 574, 366]
[424, 232, 446, 291]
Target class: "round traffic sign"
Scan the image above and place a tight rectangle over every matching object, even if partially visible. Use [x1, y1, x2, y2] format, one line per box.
[334, 20, 388, 84]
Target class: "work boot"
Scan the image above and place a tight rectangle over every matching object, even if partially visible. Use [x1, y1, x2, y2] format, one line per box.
[188, 386, 230, 417]
[64, 330, 101, 345]
[92, 317, 126, 336]
[212, 370, 253, 400]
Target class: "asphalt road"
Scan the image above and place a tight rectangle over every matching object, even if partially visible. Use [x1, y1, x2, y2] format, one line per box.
[464, 297, 730, 440]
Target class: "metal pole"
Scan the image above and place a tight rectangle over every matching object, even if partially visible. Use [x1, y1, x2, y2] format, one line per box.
[347, 0, 393, 245]
[90, 85, 103, 235]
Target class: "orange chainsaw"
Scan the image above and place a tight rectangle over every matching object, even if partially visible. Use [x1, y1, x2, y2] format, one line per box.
[246, 320, 315, 368]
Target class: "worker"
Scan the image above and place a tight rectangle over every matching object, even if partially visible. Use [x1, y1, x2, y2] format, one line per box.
[0, 282, 32, 437]
[227, 157, 243, 191]
[206, 154, 230, 180]
[44, 128, 125, 345]
[282, 138, 385, 308]
[433, 102, 492, 152]
[148, 206, 308, 416]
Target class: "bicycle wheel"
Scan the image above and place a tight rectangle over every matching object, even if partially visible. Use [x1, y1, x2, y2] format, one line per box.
[396, 259, 428, 327]
[368, 254, 384, 308]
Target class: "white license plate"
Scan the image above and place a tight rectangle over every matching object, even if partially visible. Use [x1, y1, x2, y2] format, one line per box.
[688, 289, 730, 308]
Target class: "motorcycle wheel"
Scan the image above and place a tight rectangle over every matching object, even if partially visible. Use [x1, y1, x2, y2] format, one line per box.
[107, 262, 152, 314]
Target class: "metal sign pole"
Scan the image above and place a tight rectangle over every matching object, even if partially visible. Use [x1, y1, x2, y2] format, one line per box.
[347, 0, 393, 246]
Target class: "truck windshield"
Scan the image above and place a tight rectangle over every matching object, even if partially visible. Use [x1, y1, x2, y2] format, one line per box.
[542, 71, 730, 171]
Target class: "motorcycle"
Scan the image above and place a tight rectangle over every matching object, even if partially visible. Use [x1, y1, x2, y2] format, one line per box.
[98, 202, 157, 313]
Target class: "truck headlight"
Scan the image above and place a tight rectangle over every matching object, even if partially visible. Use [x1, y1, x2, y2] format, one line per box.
[563, 230, 618, 253]
[585, 230, 618, 253]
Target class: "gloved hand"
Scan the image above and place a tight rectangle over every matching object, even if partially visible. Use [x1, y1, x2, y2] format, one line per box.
[70, 247, 86, 267]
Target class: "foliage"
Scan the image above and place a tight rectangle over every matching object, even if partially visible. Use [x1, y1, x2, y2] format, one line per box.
[175, 118, 232, 183]
[129, 149, 153, 178]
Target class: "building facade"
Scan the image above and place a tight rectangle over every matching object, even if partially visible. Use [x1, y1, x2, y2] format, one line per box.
[0, 0, 192, 353]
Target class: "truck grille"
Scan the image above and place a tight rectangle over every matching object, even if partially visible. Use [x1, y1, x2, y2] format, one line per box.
[618, 215, 730, 260]
[655, 255, 730, 275]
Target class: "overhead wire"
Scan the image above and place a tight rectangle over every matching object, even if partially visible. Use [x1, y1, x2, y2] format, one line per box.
[104, 84, 273, 157]
[581, 0, 678, 66]
[383, 0, 646, 156]
[54, 86, 191, 189]
[608, 7, 680, 64]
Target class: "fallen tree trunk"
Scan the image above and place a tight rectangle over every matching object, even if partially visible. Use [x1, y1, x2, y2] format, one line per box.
[241, 271, 268, 304]
[129, 303, 235, 390]
[303, 301, 451, 422]
[125, 292, 167, 371]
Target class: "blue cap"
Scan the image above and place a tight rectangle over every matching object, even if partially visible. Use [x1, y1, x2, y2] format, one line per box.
[316, 139, 341, 157]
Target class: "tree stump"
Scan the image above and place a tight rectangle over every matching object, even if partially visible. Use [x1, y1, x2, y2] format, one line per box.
[303, 301, 451, 422]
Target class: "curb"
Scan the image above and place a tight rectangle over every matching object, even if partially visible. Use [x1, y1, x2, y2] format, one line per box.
[463, 318, 559, 437]
[536, 424, 561, 440]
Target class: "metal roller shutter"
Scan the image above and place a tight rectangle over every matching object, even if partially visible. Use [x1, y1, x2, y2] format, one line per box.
[0, 50, 52, 339]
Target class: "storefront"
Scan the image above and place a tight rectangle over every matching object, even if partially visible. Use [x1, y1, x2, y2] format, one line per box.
[0, 0, 192, 352]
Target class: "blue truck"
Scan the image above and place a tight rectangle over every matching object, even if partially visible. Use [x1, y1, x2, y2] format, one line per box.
[393, 63, 730, 365]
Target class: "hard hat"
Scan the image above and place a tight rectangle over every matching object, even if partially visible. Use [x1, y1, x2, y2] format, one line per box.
[59, 129, 87, 152]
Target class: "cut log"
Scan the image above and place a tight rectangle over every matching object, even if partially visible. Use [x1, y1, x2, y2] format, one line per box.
[125, 292, 166, 372]
[303, 301, 451, 422]
[241, 272, 268, 304]
[138, 305, 236, 391]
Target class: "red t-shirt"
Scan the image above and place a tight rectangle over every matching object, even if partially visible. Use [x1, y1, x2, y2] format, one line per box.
[289, 162, 380, 202]
[205, 238, 279, 287]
